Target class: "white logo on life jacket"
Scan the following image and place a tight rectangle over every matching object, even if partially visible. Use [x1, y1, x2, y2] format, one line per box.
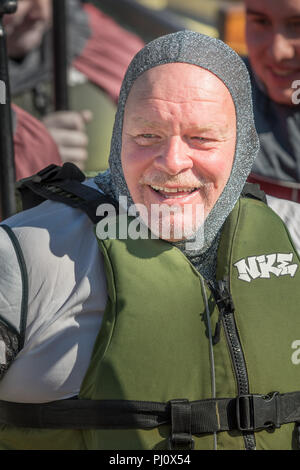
[291, 340, 300, 365]
[234, 253, 298, 283]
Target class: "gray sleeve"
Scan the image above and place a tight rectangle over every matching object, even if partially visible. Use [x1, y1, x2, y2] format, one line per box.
[0, 225, 27, 379]
[267, 195, 300, 253]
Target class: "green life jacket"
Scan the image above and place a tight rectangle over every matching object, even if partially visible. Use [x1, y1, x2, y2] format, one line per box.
[1, 164, 300, 450]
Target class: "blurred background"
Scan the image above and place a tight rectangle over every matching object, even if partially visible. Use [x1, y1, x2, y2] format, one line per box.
[1, 0, 248, 219]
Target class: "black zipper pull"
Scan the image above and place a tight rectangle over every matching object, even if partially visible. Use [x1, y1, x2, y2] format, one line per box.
[207, 279, 234, 345]
[216, 279, 235, 315]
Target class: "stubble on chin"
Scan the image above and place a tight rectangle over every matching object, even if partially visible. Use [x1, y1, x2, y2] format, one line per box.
[134, 182, 214, 242]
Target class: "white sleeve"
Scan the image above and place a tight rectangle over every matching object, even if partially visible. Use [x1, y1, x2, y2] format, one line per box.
[0, 197, 107, 403]
[267, 195, 300, 253]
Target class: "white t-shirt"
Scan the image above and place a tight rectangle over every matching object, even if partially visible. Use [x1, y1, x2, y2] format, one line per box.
[0, 185, 298, 403]
[267, 195, 300, 253]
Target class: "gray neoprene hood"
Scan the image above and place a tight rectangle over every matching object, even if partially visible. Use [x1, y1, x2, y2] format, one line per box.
[95, 30, 260, 253]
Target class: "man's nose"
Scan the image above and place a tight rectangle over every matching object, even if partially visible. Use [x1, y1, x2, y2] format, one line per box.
[153, 136, 193, 175]
[267, 32, 295, 63]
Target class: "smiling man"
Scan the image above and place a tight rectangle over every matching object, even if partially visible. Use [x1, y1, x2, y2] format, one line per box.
[0, 31, 300, 450]
[121, 63, 236, 242]
[245, 0, 300, 203]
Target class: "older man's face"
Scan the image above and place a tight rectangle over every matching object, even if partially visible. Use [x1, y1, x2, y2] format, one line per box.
[4, 0, 52, 59]
[245, 0, 300, 105]
[121, 63, 236, 242]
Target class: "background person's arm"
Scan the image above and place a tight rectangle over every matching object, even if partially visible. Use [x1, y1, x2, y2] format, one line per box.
[42, 110, 92, 171]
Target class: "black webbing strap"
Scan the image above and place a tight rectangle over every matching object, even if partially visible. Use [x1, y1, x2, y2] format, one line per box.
[16, 163, 119, 224]
[241, 182, 267, 204]
[1, 391, 300, 433]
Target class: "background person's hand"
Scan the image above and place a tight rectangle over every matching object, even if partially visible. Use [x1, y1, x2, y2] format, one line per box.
[42, 110, 93, 170]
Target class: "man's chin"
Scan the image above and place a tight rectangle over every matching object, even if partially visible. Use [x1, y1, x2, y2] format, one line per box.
[148, 216, 204, 246]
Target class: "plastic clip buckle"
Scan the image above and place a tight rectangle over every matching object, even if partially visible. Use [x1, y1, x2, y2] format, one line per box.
[236, 392, 280, 432]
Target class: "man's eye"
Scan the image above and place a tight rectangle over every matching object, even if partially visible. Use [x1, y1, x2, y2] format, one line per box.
[189, 136, 209, 144]
[134, 134, 160, 146]
[248, 16, 271, 27]
[188, 136, 217, 147]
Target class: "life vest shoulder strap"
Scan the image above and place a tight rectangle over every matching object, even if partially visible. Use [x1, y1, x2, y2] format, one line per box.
[16, 163, 118, 224]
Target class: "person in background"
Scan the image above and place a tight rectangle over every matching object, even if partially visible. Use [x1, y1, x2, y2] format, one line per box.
[0, 104, 62, 221]
[243, 0, 300, 249]
[244, 0, 300, 200]
[5, 0, 144, 175]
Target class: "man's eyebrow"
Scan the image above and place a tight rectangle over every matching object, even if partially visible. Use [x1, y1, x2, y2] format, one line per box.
[129, 117, 161, 127]
[189, 125, 230, 134]
[246, 8, 267, 16]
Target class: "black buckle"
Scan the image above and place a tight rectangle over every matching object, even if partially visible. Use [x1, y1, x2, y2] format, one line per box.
[16, 163, 85, 190]
[168, 399, 194, 450]
[16, 164, 61, 189]
[236, 392, 280, 432]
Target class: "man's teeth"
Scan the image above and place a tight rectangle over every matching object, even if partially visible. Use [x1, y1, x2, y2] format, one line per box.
[150, 185, 196, 193]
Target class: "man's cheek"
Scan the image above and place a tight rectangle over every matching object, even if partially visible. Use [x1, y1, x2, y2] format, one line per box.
[204, 156, 233, 183]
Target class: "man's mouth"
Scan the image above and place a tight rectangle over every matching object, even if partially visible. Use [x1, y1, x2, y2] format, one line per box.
[149, 185, 199, 199]
[268, 66, 300, 78]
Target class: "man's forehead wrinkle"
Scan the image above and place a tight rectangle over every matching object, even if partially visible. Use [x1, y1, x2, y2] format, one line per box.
[129, 96, 222, 106]
[126, 85, 230, 106]
[129, 81, 228, 101]
[126, 114, 231, 136]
